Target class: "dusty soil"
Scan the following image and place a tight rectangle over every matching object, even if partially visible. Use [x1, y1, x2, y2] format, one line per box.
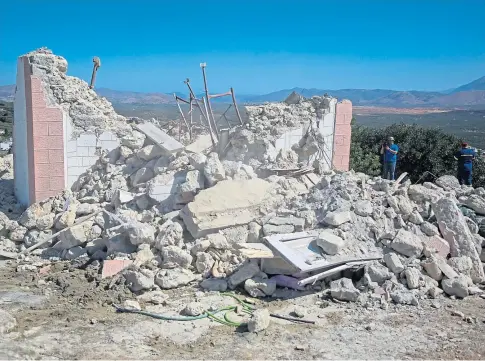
[1, 259, 485, 360]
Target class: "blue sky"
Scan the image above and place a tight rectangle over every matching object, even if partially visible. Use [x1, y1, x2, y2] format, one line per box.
[0, 0, 484, 94]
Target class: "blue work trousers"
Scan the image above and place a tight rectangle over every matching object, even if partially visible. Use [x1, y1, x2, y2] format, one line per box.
[458, 167, 472, 186]
[383, 162, 396, 181]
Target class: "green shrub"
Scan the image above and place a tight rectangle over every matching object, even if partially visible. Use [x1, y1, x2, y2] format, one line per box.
[350, 119, 485, 187]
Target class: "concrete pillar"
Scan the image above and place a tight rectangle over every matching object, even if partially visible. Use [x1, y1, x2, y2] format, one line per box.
[13, 56, 65, 205]
[332, 99, 352, 171]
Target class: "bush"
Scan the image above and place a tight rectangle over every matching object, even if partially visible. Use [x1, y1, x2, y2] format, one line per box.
[350, 120, 485, 187]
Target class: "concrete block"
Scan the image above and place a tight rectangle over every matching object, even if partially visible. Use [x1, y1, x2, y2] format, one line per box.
[88, 147, 97, 156]
[67, 140, 77, 153]
[82, 156, 98, 167]
[99, 140, 120, 151]
[76, 133, 97, 147]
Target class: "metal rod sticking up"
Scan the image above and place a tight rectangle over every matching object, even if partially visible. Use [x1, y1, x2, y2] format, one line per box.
[89, 57, 101, 89]
[200, 63, 219, 138]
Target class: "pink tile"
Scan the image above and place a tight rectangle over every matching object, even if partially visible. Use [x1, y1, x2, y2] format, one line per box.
[49, 176, 65, 191]
[48, 122, 63, 136]
[32, 122, 48, 136]
[48, 149, 64, 163]
[102, 260, 133, 279]
[35, 150, 49, 164]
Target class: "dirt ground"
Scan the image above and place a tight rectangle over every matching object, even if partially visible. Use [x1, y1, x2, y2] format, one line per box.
[1, 259, 485, 360]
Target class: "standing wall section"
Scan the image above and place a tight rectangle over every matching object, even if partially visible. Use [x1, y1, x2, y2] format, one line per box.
[332, 99, 352, 171]
[14, 56, 65, 205]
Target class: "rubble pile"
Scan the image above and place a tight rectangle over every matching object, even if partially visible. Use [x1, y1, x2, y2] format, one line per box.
[1, 49, 485, 310]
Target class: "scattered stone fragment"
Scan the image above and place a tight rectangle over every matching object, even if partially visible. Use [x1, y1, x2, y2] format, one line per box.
[124, 269, 155, 292]
[404, 268, 421, 289]
[442, 276, 469, 299]
[248, 309, 270, 333]
[316, 231, 346, 255]
[330, 278, 360, 302]
[155, 268, 197, 289]
[123, 300, 141, 311]
[136, 290, 168, 305]
[244, 277, 277, 297]
[383, 252, 404, 273]
[228, 262, 260, 289]
[200, 278, 228, 292]
[366, 262, 393, 285]
[451, 310, 465, 319]
[391, 229, 423, 257]
[323, 211, 352, 226]
[354, 200, 373, 217]
[183, 302, 206, 316]
[0, 310, 17, 334]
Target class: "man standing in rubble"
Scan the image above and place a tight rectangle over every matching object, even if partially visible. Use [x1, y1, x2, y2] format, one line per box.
[380, 136, 399, 180]
[454, 142, 476, 186]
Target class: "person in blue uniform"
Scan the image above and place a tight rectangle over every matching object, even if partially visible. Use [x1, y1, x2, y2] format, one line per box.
[454, 142, 476, 186]
[380, 136, 399, 180]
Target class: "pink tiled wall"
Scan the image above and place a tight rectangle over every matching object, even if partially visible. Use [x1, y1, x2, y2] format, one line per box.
[332, 100, 352, 171]
[22, 56, 65, 203]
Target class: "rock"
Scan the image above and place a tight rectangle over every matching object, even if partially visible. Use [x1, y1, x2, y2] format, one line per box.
[421, 222, 439, 236]
[316, 231, 346, 255]
[111, 189, 135, 208]
[36, 213, 55, 231]
[448, 256, 473, 276]
[18, 203, 50, 229]
[354, 200, 373, 217]
[154, 220, 184, 249]
[291, 306, 306, 318]
[196, 252, 215, 275]
[179, 170, 205, 203]
[127, 222, 155, 246]
[161, 246, 193, 269]
[424, 235, 450, 258]
[124, 269, 155, 292]
[330, 278, 360, 302]
[228, 262, 260, 289]
[183, 302, 206, 316]
[468, 286, 484, 295]
[442, 276, 469, 299]
[451, 310, 465, 319]
[323, 211, 352, 226]
[429, 287, 443, 299]
[131, 167, 155, 187]
[390, 288, 419, 306]
[247, 222, 262, 243]
[422, 257, 443, 281]
[121, 130, 145, 150]
[222, 225, 250, 244]
[366, 262, 393, 285]
[200, 278, 228, 292]
[408, 210, 424, 225]
[0, 310, 16, 334]
[391, 229, 423, 257]
[248, 309, 270, 333]
[460, 195, 485, 215]
[137, 145, 164, 161]
[383, 252, 404, 273]
[188, 153, 207, 171]
[244, 277, 277, 297]
[404, 268, 421, 289]
[465, 217, 479, 234]
[433, 198, 485, 283]
[154, 268, 197, 289]
[136, 290, 168, 305]
[435, 175, 461, 190]
[134, 244, 155, 266]
[123, 300, 141, 311]
[267, 216, 305, 231]
[203, 152, 226, 187]
[262, 224, 294, 235]
[54, 221, 93, 250]
[408, 184, 441, 203]
[9, 226, 27, 243]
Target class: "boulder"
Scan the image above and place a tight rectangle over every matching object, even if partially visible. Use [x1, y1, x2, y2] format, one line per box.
[420, 222, 439, 236]
[154, 268, 197, 289]
[244, 277, 277, 297]
[383, 252, 404, 273]
[161, 246, 193, 269]
[432, 198, 485, 283]
[200, 278, 228, 292]
[421, 257, 443, 281]
[316, 231, 346, 255]
[248, 309, 270, 333]
[228, 262, 260, 289]
[354, 200, 373, 217]
[126, 222, 155, 246]
[18, 203, 51, 229]
[460, 195, 485, 215]
[154, 220, 184, 249]
[178, 170, 204, 203]
[203, 152, 226, 187]
[124, 269, 155, 292]
[330, 278, 360, 302]
[391, 229, 423, 257]
[366, 262, 393, 285]
[441, 276, 469, 298]
[404, 268, 421, 289]
[54, 221, 93, 250]
[323, 211, 352, 226]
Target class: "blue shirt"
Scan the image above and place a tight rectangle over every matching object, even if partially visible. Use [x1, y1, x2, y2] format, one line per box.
[384, 144, 399, 163]
[455, 147, 476, 170]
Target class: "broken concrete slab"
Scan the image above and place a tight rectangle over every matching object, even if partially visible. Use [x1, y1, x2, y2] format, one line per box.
[135, 122, 184, 154]
[180, 179, 276, 238]
[432, 198, 485, 283]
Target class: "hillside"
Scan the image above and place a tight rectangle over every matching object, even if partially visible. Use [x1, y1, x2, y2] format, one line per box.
[0, 101, 13, 140]
[452, 76, 485, 93]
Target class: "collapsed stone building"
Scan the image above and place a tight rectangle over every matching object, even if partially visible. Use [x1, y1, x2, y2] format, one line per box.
[2, 48, 485, 316]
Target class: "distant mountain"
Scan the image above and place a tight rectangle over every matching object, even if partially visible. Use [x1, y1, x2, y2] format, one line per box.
[1, 75, 485, 108]
[0, 85, 14, 102]
[452, 76, 485, 93]
[95, 88, 174, 104]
